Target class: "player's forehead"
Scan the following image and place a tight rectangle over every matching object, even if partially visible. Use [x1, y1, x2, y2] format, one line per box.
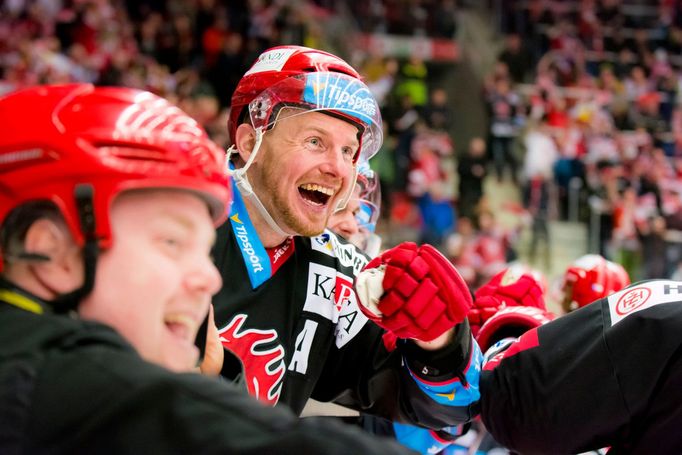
[112, 190, 215, 237]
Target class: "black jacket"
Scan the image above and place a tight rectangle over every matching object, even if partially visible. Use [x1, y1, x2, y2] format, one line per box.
[0, 281, 416, 454]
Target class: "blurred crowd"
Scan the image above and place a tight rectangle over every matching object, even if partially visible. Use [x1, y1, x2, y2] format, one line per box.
[0, 0, 345, 147]
[483, 0, 682, 285]
[360, 0, 682, 289]
[2, 0, 681, 291]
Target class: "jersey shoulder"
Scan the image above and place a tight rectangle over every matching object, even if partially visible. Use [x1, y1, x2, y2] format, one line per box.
[604, 279, 682, 327]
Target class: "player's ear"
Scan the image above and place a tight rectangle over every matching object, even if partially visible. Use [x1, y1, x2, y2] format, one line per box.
[235, 123, 257, 163]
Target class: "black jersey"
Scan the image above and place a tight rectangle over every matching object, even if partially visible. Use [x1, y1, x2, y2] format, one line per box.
[211, 222, 476, 426]
[480, 280, 682, 454]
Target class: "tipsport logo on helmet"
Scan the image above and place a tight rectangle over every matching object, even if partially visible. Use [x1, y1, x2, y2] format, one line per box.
[303, 73, 378, 127]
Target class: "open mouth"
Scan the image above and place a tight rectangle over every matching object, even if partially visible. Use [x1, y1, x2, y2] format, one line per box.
[164, 314, 197, 343]
[298, 183, 334, 207]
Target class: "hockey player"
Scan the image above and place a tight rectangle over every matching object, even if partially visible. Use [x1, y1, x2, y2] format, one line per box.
[213, 45, 476, 427]
[0, 84, 420, 454]
[215, 45, 682, 454]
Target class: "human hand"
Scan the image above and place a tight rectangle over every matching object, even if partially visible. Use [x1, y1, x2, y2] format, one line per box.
[198, 305, 224, 376]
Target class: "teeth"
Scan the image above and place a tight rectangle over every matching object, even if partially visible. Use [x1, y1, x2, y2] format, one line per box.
[299, 183, 334, 196]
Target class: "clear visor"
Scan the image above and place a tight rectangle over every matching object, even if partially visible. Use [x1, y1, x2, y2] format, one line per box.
[247, 72, 383, 162]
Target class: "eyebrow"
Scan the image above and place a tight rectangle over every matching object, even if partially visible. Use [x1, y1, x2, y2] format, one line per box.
[304, 125, 360, 149]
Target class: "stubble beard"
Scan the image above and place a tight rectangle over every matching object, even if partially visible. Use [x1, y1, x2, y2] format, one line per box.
[259, 161, 330, 238]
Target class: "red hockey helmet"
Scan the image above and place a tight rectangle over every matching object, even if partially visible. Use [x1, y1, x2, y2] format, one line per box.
[469, 264, 547, 336]
[0, 84, 231, 272]
[229, 46, 382, 163]
[562, 254, 631, 311]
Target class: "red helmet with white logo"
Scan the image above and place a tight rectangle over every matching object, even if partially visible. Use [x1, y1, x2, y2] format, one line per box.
[562, 254, 631, 311]
[229, 45, 382, 163]
[0, 83, 231, 273]
[469, 264, 547, 336]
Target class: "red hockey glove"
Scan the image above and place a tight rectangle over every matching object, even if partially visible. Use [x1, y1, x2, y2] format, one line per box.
[469, 266, 546, 336]
[355, 242, 472, 342]
[476, 306, 556, 353]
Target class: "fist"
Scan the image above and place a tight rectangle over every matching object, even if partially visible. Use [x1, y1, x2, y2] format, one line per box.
[355, 242, 472, 342]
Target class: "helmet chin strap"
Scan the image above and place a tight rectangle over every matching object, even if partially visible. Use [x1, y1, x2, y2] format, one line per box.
[226, 128, 295, 239]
